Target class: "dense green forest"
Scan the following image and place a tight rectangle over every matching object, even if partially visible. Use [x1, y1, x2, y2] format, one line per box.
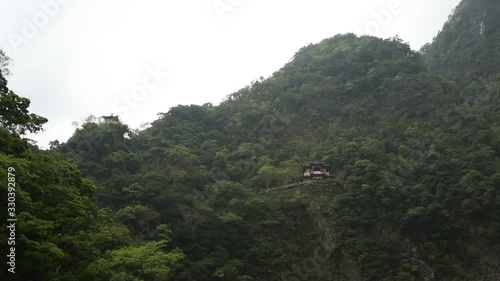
[1, 0, 500, 280]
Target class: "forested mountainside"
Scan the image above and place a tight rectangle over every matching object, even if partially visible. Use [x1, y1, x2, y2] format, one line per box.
[421, 0, 500, 85]
[1, 0, 500, 280]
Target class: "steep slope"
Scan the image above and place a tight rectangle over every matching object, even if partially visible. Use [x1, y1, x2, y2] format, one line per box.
[57, 30, 500, 280]
[420, 0, 500, 146]
[421, 0, 500, 85]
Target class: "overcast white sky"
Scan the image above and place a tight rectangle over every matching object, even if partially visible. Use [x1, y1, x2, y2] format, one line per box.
[0, 0, 461, 148]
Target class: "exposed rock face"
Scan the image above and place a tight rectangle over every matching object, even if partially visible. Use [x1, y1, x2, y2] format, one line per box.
[311, 211, 361, 281]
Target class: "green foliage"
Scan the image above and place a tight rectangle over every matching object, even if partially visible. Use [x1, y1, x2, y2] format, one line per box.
[0, 91, 48, 135]
[254, 165, 285, 189]
[86, 241, 184, 281]
[0, 69, 183, 280]
[421, 0, 500, 85]
[4, 2, 500, 278]
[0, 51, 47, 135]
[54, 31, 500, 280]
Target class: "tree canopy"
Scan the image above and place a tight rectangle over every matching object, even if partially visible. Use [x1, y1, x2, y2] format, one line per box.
[2, 1, 500, 279]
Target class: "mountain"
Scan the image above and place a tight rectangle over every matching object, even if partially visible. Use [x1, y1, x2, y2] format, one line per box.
[421, 0, 500, 85]
[2, 0, 500, 280]
[58, 33, 500, 280]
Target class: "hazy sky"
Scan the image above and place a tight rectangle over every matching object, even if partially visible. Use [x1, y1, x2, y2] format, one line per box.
[0, 0, 461, 148]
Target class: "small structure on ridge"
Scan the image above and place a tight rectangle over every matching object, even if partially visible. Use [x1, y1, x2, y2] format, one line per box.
[302, 162, 331, 181]
[102, 114, 119, 123]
